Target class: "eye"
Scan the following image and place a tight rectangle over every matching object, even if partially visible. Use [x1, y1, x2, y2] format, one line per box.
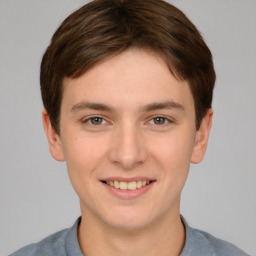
[83, 116, 106, 125]
[150, 116, 170, 125]
[91, 117, 104, 125]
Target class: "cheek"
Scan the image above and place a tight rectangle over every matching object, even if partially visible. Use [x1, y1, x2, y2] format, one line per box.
[61, 134, 108, 185]
[152, 134, 194, 168]
[149, 130, 196, 194]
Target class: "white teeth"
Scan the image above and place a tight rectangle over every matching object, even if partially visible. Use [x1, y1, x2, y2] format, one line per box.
[114, 180, 120, 189]
[136, 181, 142, 189]
[127, 181, 137, 190]
[106, 180, 151, 190]
[120, 181, 128, 190]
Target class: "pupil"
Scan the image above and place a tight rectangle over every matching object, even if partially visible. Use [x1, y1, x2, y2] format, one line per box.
[92, 117, 102, 125]
[154, 117, 165, 124]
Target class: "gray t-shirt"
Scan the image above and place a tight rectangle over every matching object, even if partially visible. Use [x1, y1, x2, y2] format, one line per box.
[10, 217, 249, 256]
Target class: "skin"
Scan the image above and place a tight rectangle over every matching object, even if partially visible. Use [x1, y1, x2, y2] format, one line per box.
[43, 49, 213, 256]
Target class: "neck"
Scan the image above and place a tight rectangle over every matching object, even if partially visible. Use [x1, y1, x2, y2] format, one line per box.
[78, 206, 185, 256]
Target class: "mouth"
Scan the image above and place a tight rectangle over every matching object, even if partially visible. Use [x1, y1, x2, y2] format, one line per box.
[100, 177, 156, 199]
[101, 180, 154, 191]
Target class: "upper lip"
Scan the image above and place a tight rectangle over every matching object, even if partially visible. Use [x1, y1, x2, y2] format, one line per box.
[101, 177, 155, 182]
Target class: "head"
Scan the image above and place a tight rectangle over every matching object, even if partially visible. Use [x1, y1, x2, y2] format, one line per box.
[41, 0, 215, 230]
[40, 0, 215, 135]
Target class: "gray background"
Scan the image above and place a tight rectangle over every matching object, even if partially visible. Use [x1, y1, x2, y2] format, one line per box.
[0, 0, 255, 255]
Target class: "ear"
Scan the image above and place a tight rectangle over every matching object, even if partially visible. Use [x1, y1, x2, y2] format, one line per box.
[190, 109, 213, 164]
[42, 109, 65, 162]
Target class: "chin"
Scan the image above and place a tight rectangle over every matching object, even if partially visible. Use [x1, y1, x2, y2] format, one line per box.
[107, 218, 150, 231]
[101, 206, 156, 231]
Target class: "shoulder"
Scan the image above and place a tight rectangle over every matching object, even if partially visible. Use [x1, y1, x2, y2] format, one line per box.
[194, 228, 249, 256]
[181, 217, 249, 256]
[9, 218, 82, 256]
[9, 228, 69, 256]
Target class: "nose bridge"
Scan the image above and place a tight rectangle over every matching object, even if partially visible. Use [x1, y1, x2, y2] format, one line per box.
[109, 120, 147, 169]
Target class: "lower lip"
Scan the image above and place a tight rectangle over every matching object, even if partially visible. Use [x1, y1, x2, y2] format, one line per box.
[101, 181, 155, 200]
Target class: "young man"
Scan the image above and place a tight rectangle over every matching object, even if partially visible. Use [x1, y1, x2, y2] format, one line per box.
[11, 0, 249, 255]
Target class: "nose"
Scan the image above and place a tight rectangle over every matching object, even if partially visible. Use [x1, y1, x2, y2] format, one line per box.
[108, 122, 148, 170]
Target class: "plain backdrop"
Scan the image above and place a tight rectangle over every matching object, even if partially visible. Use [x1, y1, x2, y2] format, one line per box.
[0, 0, 255, 255]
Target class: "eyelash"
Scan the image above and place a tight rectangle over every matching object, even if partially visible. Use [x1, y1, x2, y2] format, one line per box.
[82, 115, 174, 127]
[147, 116, 174, 127]
[82, 116, 107, 126]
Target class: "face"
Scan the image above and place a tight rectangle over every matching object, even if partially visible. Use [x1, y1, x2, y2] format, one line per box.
[43, 49, 212, 231]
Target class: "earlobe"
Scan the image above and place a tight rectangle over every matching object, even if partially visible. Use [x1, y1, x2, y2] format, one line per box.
[190, 109, 213, 164]
[42, 109, 65, 162]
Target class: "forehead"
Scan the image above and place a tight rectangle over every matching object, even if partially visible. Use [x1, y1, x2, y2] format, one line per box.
[61, 49, 194, 112]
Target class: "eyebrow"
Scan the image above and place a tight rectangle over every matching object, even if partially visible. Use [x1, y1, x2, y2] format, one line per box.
[71, 102, 114, 112]
[70, 100, 184, 113]
[141, 101, 185, 112]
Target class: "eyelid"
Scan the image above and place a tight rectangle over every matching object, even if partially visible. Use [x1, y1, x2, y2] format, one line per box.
[147, 115, 175, 125]
[81, 115, 109, 125]
[80, 115, 175, 126]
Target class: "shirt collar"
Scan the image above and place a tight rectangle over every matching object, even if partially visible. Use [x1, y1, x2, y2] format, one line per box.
[65, 216, 215, 256]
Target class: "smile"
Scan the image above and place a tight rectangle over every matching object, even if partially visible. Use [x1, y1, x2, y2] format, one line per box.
[101, 178, 155, 199]
[104, 180, 150, 190]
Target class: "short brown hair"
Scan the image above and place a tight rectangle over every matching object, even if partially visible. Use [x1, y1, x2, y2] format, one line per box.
[40, 0, 216, 134]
